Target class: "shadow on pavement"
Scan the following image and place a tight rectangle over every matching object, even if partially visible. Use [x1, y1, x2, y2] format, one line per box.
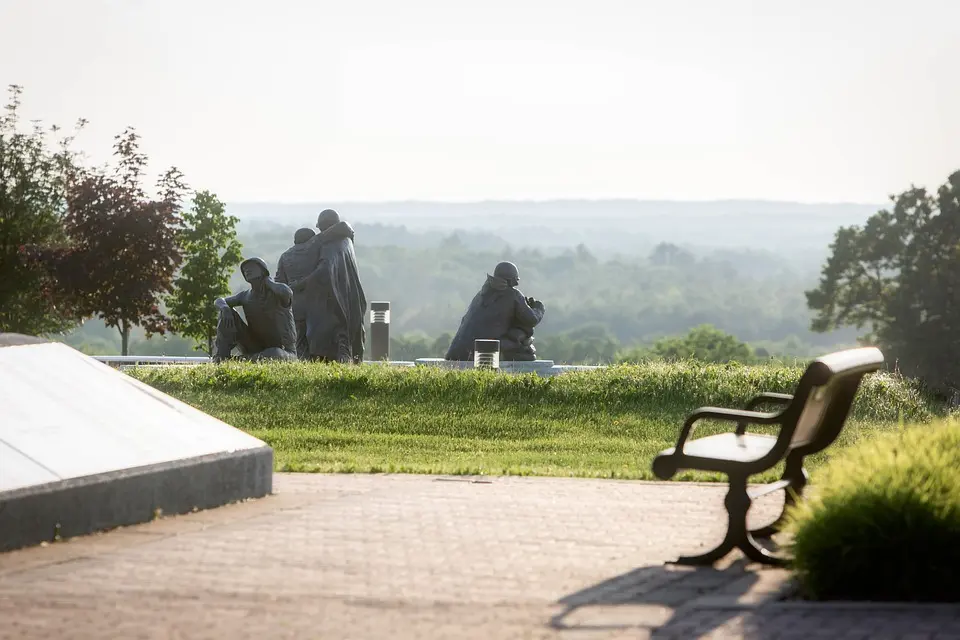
[550, 557, 763, 638]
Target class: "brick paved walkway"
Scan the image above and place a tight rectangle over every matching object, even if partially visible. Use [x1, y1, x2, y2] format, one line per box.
[1, 474, 957, 639]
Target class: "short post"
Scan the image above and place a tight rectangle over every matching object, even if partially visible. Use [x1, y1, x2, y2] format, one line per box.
[370, 301, 390, 361]
[473, 339, 500, 370]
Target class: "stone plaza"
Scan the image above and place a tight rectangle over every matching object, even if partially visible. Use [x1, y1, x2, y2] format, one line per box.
[2, 473, 958, 639]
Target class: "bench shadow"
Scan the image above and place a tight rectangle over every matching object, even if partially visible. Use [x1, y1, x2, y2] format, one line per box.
[550, 556, 771, 638]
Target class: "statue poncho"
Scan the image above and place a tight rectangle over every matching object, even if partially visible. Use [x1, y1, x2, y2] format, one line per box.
[289, 221, 368, 362]
[445, 273, 544, 361]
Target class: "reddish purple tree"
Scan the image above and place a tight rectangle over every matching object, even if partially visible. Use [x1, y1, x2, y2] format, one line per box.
[39, 128, 187, 354]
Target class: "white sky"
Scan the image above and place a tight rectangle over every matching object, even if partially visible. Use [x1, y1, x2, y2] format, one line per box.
[1, 0, 957, 203]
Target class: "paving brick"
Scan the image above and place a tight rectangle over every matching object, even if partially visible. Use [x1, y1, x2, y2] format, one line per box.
[0, 473, 957, 639]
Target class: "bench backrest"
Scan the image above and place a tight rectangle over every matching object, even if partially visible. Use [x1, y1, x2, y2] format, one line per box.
[782, 347, 884, 456]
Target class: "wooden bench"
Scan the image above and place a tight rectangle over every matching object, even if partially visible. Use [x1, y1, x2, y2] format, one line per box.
[651, 347, 884, 566]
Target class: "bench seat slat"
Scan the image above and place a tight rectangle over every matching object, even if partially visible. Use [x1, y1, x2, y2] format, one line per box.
[680, 433, 778, 464]
[748, 478, 793, 499]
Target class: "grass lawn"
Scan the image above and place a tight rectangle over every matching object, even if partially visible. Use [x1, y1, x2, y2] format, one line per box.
[129, 360, 945, 481]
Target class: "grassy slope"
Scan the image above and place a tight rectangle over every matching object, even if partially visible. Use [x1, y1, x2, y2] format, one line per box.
[130, 361, 944, 481]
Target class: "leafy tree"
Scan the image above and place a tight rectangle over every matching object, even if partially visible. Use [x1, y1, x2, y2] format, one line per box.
[640, 324, 756, 363]
[807, 170, 960, 392]
[166, 190, 242, 354]
[0, 84, 86, 334]
[538, 324, 621, 364]
[36, 128, 187, 355]
[649, 242, 695, 267]
[127, 332, 197, 356]
[430, 332, 453, 356]
[388, 334, 429, 361]
[387, 332, 453, 361]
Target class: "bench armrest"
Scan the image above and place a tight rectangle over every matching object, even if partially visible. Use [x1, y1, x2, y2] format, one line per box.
[744, 392, 793, 411]
[737, 393, 793, 434]
[674, 407, 779, 452]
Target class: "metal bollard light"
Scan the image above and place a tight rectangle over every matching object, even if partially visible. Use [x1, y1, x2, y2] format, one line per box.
[370, 301, 391, 361]
[473, 339, 500, 370]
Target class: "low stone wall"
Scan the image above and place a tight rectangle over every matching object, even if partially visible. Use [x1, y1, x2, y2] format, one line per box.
[413, 358, 605, 377]
[92, 355, 605, 376]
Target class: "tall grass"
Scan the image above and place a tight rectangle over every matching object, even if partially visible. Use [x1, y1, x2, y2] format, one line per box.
[130, 360, 944, 479]
[785, 420, 960, 601]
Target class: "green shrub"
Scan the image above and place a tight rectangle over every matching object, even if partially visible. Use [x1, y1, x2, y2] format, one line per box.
[785, 420, 960, 602]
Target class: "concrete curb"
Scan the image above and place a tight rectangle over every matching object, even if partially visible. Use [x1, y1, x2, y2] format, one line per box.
[681, 568, 960, 613]
[0, 446, 273, 553]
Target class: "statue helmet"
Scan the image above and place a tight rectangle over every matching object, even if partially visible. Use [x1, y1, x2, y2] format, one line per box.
[493, 261, 520, 285]
[316, 208, 341, 231]
[294, 227, 315, 245]
[240, 257, 270, 280]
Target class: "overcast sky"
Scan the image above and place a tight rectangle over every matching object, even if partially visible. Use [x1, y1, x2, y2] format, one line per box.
[1, 0, 957, 203]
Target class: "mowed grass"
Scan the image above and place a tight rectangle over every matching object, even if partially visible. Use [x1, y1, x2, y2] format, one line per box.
[129, 361, 945, 481]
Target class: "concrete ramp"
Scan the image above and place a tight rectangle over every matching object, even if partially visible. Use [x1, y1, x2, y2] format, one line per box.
[0, 334, 272, 552]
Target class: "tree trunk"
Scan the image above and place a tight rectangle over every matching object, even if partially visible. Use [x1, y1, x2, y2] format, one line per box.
[120, 321, 130, 356]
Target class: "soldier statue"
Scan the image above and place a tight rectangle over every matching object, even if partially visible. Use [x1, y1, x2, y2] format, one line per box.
[445, 261, 545, 362]
[213, 257, 297, 362]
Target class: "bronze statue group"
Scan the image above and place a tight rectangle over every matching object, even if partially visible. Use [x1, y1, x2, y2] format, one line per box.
[213, 209, 546, 363]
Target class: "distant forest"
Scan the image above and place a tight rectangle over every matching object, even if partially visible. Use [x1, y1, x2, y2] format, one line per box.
[61, 200, 870, 362]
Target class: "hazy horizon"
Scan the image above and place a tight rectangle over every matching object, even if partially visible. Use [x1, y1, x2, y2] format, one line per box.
[224, 196, 886, 206]
[2, 0, 957, 204]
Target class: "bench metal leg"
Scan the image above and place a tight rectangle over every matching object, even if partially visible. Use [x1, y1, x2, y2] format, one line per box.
[675, 474, 787, 567]
[751, 460, 808, 539]
[676, 538, 736, 566]
[737, 533, 787, 566]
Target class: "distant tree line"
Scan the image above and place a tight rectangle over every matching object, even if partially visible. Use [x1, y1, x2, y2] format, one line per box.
[387, 324, 805, 365]
[220, 232, 860, 357]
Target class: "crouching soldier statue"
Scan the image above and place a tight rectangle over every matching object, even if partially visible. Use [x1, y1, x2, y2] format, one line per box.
[445, 261, 545, 362]
[213, 257, 298, 362]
